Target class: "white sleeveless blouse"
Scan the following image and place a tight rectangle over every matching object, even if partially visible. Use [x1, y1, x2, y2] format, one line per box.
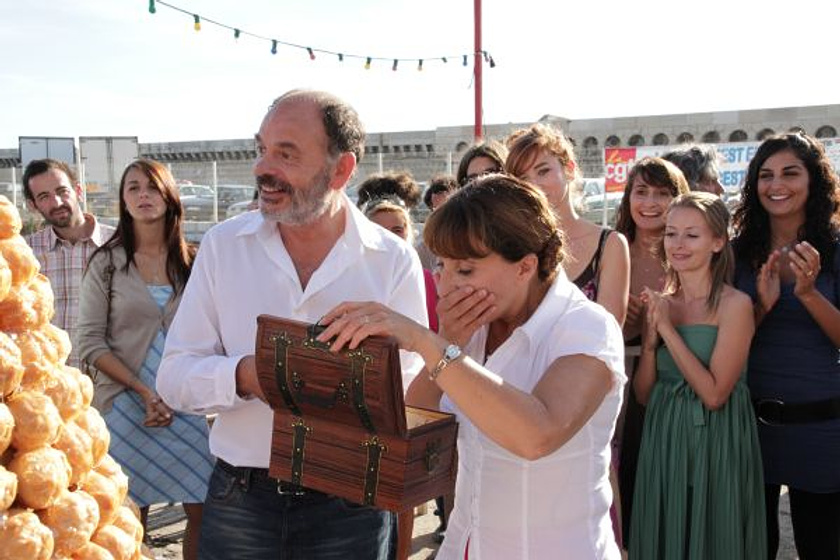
[438, 273, 626, 560]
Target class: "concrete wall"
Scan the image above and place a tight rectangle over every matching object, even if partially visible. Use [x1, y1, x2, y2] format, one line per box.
[4, 103, 839, 191]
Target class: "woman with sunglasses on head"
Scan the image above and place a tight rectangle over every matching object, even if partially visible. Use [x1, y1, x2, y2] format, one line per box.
[439, 141, 513, 360]
[456, 141, 508, 186]
[732, 132, 840, 560]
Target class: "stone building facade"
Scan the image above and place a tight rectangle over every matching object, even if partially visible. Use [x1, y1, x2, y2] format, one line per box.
[2, 103, 839, 192]
[552, 104, 840, 177]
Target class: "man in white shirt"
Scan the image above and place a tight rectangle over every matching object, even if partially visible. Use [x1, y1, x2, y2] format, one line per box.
[23, 158, 114, 369]
[157, 89, 427, 559]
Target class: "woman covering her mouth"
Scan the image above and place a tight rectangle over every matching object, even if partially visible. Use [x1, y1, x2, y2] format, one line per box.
[318, 174, 626, 559]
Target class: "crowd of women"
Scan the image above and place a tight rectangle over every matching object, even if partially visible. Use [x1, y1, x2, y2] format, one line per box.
[73, 126, 839, 559]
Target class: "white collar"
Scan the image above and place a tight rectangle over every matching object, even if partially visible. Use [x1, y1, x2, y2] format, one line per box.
[234, 192, 393, 253]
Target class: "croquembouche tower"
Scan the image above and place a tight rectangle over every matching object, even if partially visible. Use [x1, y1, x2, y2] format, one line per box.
[0, 195, 148, 560]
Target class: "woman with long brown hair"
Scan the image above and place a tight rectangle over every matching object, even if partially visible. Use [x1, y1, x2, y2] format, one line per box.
[77, 159, 212, 560]
[507, 124, 630, 324]
[613, 157, 690, 542]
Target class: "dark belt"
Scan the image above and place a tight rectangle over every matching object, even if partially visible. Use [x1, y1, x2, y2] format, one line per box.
[216, 459, 310, 496]
[753, 397, 840, 426]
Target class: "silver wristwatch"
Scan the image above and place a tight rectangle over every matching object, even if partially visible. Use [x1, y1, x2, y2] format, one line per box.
[429, 344, 462, 381]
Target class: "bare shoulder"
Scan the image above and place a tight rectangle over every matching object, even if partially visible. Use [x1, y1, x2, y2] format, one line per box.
[604, 229, 629, 252]
[718, 285, 754, 322]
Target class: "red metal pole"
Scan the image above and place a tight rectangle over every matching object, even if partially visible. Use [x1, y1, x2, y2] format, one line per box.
[474, 0, 483, 142]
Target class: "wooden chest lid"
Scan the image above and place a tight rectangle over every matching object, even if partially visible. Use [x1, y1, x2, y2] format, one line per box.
[255, 315, 408, 437]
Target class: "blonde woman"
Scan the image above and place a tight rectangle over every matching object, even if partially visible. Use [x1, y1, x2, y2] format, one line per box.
[630, 192, 765, 559]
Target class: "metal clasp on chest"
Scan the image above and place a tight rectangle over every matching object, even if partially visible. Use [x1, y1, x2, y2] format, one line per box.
[361, 435, 388, 506]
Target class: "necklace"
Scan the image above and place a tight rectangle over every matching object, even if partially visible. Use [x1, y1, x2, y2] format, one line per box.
[136, 251, 166, 285]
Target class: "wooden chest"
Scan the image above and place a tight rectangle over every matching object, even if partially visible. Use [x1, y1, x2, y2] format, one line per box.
[255, 315, 457, 512]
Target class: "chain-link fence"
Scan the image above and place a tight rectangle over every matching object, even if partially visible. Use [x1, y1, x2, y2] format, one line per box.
[3, 156, 446, 241]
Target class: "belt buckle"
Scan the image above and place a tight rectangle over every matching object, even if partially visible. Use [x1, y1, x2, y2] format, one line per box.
[276, 481, 306, 496]
[756, 398, 784, 426]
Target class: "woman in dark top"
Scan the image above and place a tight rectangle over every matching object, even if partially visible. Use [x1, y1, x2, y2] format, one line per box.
[572, 227, 612, 300]
[732, 132, 840, 560]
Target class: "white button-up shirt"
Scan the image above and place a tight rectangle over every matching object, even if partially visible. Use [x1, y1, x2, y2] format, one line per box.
[157, 197, 427, 468]
[438, 273, 625, 560]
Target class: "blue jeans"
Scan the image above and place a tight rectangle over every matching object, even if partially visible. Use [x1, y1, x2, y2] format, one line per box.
[198, 461, 394, 560]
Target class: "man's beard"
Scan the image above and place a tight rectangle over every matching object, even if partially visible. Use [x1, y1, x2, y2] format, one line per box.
[256, 168, 337, 226]
[44, 203, 77, 228]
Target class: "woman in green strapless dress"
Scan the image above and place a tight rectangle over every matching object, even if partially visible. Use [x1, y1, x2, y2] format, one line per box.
[628, 193, 766, 559]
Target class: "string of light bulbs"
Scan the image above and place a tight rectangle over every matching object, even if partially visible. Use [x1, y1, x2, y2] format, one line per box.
[147, 0, 497, 71]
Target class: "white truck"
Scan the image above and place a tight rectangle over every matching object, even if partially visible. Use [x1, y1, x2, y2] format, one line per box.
[78, 137, 139, 217]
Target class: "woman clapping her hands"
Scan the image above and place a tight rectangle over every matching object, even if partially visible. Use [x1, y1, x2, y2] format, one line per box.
[733, 132, 840, 560]
[629, 192, 766, 559]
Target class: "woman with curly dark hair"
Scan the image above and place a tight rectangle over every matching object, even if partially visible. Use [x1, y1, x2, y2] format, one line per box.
[732, 132, 840, 560]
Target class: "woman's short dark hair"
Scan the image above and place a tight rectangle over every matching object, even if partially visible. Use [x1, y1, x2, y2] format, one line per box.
[424, 174, 564, 283]
[356, 171, 422, 209]
[423, 174, 458, 209]
[661, 144, 720, 190]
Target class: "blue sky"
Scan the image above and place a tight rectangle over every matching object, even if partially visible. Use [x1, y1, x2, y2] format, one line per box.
[2, 0, 838, 147]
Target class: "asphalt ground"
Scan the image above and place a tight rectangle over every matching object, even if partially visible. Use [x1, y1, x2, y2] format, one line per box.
[147, 492, 798, 559]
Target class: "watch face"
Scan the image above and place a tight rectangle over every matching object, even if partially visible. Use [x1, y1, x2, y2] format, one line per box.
[445, 345, 461, 360]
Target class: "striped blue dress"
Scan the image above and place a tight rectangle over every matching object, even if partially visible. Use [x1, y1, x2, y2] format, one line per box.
[104, 285, 214, 507]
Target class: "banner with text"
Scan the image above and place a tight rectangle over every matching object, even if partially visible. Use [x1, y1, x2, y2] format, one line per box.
[604, 138, 840, 194]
